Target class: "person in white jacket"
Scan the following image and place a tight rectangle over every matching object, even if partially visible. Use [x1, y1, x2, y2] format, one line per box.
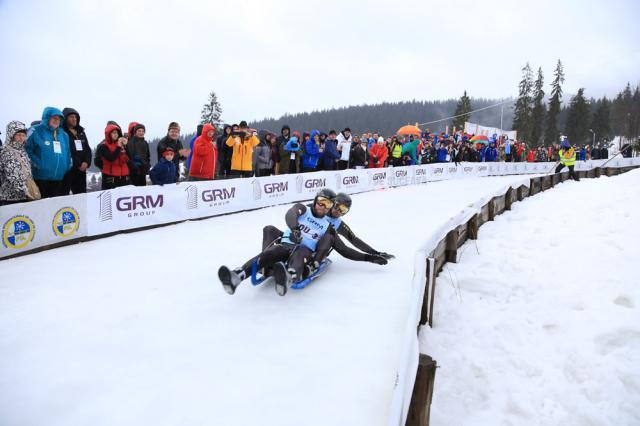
[336, 127, 353, 170]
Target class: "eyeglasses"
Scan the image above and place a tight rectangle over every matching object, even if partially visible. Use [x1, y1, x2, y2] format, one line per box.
[333, 203, 350, 215]
[315, 196, 334, 209]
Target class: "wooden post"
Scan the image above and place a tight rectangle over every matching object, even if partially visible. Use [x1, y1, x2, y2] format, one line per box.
[467, 214, 479, 240]
[406, 354, 437, 426]
[420, 258, 436, 326]
[505, 188, 513, 210]
[517, 186, 525, 201]
[488, 198, 496, 221]
[595, 167, 601, 178]
[445, 230, 457, 263]
[529, 178, 536, 196]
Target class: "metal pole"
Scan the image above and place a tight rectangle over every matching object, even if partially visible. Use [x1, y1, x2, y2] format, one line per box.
[500, 106, 504, 131]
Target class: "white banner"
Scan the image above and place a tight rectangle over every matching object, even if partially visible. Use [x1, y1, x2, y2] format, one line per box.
[464, 121, 517, 140]
[0, 194, 87, 258]
[2, 157, 639, 259]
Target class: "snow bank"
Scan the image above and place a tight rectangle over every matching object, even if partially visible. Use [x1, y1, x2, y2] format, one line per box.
[421, 169, 640, 425]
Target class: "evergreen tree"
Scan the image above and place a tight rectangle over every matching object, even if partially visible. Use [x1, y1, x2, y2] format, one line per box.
[200, 91, 223, 127]
[590, 97, 611, 143]
[530, 67, 545, 145]
[564, 88, 590, 144]
[512, 62, 533, 142]
[544, 59, 565, 144]
[452, 90, 472, 131]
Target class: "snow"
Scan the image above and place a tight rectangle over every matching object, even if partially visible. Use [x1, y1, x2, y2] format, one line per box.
[421, 169, 640, 426]
[0, 175, 532, 426]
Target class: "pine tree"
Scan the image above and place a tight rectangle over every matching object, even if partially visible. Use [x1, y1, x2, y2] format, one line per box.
[590, 97, 611, 143]
[452, 90, 472, 131]
[200, 91, 223, 127]
[564, 88, 591, 145]
[530, 67, 545, 145]
[544, 59, 565, 144]
[512, 62, 533, 142]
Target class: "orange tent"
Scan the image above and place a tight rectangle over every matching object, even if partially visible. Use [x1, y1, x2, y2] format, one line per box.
[397, 124, 422, 136]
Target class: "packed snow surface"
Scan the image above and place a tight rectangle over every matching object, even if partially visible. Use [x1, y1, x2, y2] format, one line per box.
[422, 169, 640, 426]
[1, 175, 541, 426]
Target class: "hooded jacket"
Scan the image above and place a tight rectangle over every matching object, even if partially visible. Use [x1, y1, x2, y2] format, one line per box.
[62, 108, 92, 169]
[97, 124, 130, 177]
[0, 121, 32, 201]
[369, 143, 388, 168]
[149, 157, 177, 185]
[189, 123, 217, 179]
[279, 135, 301, 173]
[225, 132, 260, 172]
[323, 137, 341, 170]
[302, 130, 321, 169]
[485, 143, 498, 162]
[26, 107, 72, 181]
[157, 134, 185, 178]
[253, 135, 274, 171]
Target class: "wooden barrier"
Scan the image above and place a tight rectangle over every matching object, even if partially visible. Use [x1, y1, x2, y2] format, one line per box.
[406, 354, 437, 426]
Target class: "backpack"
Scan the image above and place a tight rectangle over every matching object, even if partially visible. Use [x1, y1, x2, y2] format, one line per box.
[94, 141, 104, 170]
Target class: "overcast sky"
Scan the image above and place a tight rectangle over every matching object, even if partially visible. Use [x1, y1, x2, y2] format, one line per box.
[1, 0, 638, 143]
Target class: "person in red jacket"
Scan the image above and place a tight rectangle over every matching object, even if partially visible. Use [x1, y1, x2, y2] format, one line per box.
[97, 123, 130, 189]
[188, 123, 217, 181]
[369, 137, 388, 168]
[526, 148, 536, 162]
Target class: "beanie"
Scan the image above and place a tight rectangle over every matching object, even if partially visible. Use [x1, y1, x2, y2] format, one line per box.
[168, 122, 180, 131]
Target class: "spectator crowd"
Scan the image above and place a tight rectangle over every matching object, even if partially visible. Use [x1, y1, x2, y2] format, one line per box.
[0, 106, 622, 206]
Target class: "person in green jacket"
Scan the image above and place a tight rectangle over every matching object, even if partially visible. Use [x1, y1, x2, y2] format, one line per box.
[554, 137, 579, 181]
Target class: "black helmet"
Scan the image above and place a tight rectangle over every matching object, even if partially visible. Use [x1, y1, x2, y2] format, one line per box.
[315, 188, 336, 204]
[333, 192, 352, 214]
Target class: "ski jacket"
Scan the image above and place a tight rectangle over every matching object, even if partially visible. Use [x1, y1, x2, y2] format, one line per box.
[323, 139, 341, 170]
[485, 145, 498, 162]
[149, 157, 177, 185]
[436, 147, 449, 162]
[559, 148, 576, 166]
[26, 107, 72, 181]
[253, 139, 273, 171]
[369, 143, 388, 168]
[189, 123, 218, 179]
[336, 132, 352, 162]
[0, 121, 32, 201]
[126, 126, 151, 175]
[526, 150, 535, 162]
[302, 131, 321, 170]
[226, 133, 260, 172]
[351, 143, 369, 167]
[157, 135, 185, 179]
[98, 124, 130, 177]
[62, 108, 92, 169]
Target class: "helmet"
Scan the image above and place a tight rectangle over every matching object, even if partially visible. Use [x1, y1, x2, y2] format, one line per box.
[314, 188, 336, 208]
[333, 192, 352, 214]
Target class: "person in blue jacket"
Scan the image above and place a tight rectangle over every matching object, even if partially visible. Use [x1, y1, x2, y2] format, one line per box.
[485, 141, 498, 162]
[26, 106, 72, 198]
[323, 130, 341, 170]
[149, 148, 177, 185]
[436, 142, 449, 162]
[301, 129, 321, 172]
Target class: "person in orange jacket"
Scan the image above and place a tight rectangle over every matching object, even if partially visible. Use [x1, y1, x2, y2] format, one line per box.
[369, 137, 388, 168]
[189, 123, 217, 181]
[526, 148, 536, 162]
[225, 120, 260, 177]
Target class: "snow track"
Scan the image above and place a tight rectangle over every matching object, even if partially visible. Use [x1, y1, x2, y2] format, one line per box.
[2, 175, 544, 426]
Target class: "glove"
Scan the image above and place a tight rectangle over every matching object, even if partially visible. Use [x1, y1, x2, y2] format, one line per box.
[290, 228, 303, 244]
[370, 250, 395, 260]
[364, 254, 387, 265]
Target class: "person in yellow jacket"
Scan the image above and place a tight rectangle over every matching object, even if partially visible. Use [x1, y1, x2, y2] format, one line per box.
[554, 137, 579, 181]
[225, 121, 260, 177]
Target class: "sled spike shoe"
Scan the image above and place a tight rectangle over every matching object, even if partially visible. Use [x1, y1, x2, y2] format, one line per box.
[219, 266, 244, 295]
[274, 262, 292, 296]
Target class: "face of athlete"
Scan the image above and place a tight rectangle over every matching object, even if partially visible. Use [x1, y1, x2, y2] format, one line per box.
[313, 197, 334, 217]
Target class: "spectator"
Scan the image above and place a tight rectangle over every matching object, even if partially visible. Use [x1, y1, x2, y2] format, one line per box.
[149, 147, 177, 185]
[215, 124, 232, 178]
[302, 130, 321, 173]
[280, 133, 302, 174]
[336, 127, 353, 170]
[351, 136, 369, 169]
[485, 140, 498, 162]
[369, 137, 388, 168]
[253, 132, 274, 177]
[226, 121, 260, 177]
[267, 133, 280, 175]
[389, 136, 404, 166]
[25, 107, 72, 198]
[157, 122, 189, 180]
[186, 124, 204, 175]
[505, 139, 512, 162]
[436, 141, 449, 163]
[497, 141, 506, 161]
[402, 135, 419, 164]
[0, 121, 38, 205]
[188, 123, 217, 181]
[61, 107, 92, 194]
[126, 123, 151, 186]
[323, 130, 341, 170]
[97, 123, 130, 189]
[526, 148, 536, 162]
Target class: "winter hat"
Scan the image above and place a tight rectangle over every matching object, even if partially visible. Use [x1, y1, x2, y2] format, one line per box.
[162, 147, 175, 158]
[132, 123, 146, 135]
[561, 139, 570, 149]
[378, 137, 384, 143]
[239, 121, 248, 128]
[168, 122, 180, 131]
[5, 120, 27, 142]
[329, 130, 337, 136]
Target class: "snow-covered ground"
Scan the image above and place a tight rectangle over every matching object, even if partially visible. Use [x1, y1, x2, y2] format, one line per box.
[421, 169, 640, 425]
[0, 175, 530, 426]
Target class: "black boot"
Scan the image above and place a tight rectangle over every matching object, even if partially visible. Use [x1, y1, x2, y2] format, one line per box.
[274, 262, 295, 296]
[218, 266, 245, 295]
